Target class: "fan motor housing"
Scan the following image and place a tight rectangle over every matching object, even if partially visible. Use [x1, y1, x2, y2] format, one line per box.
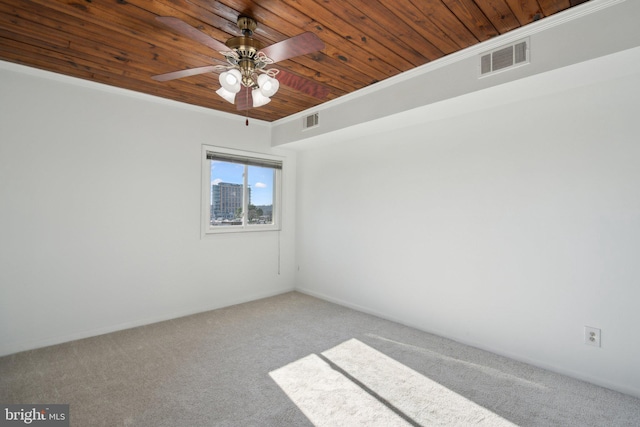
[228, 15, 263, 57]
[225, 36, 264, 55]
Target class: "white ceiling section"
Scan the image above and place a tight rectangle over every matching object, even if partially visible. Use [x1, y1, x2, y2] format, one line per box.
[272, 0, 640, 149]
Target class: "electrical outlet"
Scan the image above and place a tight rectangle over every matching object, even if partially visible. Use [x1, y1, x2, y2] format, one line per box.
[584, 326, 601, 347]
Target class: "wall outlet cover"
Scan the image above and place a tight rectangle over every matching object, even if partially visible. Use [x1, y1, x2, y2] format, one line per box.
[584, 326, 601, 347]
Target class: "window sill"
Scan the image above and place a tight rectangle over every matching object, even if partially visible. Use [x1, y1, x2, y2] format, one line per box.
[202, 225, 280, 237]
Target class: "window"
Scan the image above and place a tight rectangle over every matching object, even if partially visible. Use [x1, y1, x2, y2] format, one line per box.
[202, 145, 282, 234]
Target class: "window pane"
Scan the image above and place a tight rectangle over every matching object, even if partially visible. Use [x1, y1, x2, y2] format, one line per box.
[210, 160, 244, 226]
[247, 165, 275, 225]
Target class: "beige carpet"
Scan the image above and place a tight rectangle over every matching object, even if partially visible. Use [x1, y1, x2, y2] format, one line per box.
[1, 292, 639, 426]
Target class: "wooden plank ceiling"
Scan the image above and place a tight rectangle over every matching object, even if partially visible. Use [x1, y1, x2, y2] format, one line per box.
[0, 0, 588, 122]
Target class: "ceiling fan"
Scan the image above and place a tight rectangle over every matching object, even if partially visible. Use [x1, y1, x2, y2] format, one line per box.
[152, 15, 329, 112]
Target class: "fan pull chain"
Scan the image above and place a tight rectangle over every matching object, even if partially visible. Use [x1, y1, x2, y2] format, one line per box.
[245, 89, 249, 126]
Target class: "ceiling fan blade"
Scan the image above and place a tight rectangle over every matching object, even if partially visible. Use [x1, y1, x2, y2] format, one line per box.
[276, 69, 330, 99]
[152, 66, 219, 82]
[156, 16, 229, 53]
[260, 32, 325, 63]
[236, 87, 253, 111]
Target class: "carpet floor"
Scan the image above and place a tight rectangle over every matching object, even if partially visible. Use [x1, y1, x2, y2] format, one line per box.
[1, 292, 639, 426]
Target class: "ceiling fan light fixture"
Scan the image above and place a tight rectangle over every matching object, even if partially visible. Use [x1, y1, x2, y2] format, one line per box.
[219, 69, 242, 93]
[252, 88, 271, 107]
[152, 15, 328, 115]
[257, 73, 279, 97]
[216, 87, 237, 104]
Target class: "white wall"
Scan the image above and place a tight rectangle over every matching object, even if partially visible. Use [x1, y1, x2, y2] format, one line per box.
[0, 63, 296, 356]
[294, 63, 640, 397]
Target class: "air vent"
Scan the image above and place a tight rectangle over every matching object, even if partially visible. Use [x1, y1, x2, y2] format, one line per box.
[479, 39, 529, 77]
[303, 113, 319, 130]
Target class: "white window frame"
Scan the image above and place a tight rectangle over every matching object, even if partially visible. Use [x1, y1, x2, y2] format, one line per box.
[202, 145, 283, 236]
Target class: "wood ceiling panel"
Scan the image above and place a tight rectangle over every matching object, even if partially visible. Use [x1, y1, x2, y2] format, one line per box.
[504, 0, 544, 24]
[538, 0, 572, 15]
[474, 0, 522, 34]
[409, 0, 480, 48]
[330, 0, 429, 68]
[347, 0, 445, 62]
[0, 0, 586, 122]
[377, 0, 460, 55]
[441, 0, 500, 41]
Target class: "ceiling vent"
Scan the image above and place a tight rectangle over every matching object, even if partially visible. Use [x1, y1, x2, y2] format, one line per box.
[303, 112, 319, 130]
[479, 38, 529, 77]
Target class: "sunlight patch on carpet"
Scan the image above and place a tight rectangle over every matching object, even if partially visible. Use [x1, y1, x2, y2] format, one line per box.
[269, 353, 411, 426]
[270, 339, 516, 426]
[323, 339, 516, 426]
